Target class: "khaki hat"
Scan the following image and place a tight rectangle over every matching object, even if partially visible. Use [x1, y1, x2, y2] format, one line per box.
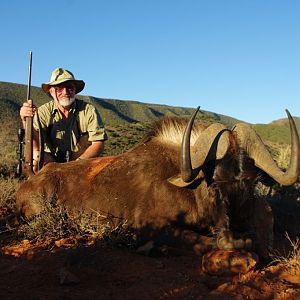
[41, 68, 85, 94]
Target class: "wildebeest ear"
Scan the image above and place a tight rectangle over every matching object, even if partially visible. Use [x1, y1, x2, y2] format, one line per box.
[167, 171, 205, 187]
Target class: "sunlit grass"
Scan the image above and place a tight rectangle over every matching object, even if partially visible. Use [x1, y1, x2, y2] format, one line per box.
[270, 233, 300, 275]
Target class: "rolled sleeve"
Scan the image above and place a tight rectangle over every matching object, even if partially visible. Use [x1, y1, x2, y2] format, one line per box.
[86, 106, 108, 142]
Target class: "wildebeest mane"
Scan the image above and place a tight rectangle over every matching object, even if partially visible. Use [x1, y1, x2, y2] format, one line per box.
[144, 116, 208, 146]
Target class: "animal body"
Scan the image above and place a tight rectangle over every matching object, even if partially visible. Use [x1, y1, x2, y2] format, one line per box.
[16, 108, 300, 257]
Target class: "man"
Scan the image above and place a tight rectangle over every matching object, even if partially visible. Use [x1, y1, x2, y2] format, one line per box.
[20, 68, 107, 172]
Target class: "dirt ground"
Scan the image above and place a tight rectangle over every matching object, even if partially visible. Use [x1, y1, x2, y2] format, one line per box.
[0, 230, 300, 300]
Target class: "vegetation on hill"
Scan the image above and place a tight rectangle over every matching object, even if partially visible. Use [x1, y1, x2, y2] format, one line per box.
[0, 81, 239, 127]
[0, 80, 299, 163]
[0, 81, 237, 169]
[254, 117, 300, 144]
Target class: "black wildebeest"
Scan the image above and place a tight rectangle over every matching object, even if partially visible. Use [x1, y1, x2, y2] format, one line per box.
[16, 108, 299, 257]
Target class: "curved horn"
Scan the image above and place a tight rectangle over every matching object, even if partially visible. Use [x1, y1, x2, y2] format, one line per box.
[180, 107, 200, 182]
[180, 107, 231, 183]
[233, 109, 299, 186]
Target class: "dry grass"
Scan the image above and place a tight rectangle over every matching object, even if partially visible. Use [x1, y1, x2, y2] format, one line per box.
[0, 176, 19, 211]
[270, 234, 300, 274]
[17, 193, 134, 246]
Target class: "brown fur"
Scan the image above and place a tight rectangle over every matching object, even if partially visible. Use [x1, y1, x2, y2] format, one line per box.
[16, 117, 274, 255]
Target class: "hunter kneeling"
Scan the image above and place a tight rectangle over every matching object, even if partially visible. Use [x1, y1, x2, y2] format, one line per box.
[19, 68, 107, 173]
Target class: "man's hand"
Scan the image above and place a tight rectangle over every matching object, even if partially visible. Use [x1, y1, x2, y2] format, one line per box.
[20, 100, 36, 126]
[73, 140, 105, 160]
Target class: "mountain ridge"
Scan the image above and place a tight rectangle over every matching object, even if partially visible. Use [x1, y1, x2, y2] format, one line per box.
[0, 81, 299, 145]
[0, 81, 241, 126]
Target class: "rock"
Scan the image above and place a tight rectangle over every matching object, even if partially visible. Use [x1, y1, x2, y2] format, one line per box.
[1, 239, 34, 259]
[55, 238, 74, 248]
[59, 267, 80, 285]
[201, 250, 259, 276]
[136, 240, 154, 256]
[279, 269, 300, 284]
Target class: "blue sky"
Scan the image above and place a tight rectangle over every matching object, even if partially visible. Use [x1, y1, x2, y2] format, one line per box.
[0, 0, 299, 124]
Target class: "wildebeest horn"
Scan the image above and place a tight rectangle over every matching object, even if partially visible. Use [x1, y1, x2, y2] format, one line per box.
[180, 107, 200, 182]
[180, 107, 231, 183]
[232, 109, 299, 186]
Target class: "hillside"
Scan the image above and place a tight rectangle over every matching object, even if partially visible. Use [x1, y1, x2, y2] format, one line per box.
[0, 81, 299, 148]
[0, 81, 240, 161]
[0, 81, 239, 126]
[254, 116, 300, 145]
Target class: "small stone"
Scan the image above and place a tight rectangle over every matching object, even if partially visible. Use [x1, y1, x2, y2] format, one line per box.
[136, 240, 154, 256]
[59, 267, 80, 285]
[201, 250, 259, 276]
[279, 269, 300, 284]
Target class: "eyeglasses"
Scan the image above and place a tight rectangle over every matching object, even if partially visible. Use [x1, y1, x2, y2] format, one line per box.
[53, 83, 76, 93]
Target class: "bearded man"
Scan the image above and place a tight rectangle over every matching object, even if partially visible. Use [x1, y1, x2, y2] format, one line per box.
[19, 68, 107, 172]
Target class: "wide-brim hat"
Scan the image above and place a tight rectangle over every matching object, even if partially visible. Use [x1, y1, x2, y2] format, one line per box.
[41, 68, 85, 94]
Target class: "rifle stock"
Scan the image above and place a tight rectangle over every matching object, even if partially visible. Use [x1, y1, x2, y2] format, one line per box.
[23, 113, 34, 177]
[23, 51, 34, 177]
[16, 128, 25, 177]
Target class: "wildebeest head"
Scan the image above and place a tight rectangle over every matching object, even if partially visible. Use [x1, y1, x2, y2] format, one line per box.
[169, 107, 299, 188]
[166, 108, 299, 253]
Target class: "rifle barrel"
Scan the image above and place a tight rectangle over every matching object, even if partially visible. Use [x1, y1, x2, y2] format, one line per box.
[24, 51, 34, 177]
[27, 51, 32, 101]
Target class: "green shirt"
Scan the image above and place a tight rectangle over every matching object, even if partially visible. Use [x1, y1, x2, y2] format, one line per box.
[34, 99, 107, 156]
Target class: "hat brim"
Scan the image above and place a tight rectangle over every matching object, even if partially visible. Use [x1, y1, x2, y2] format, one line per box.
[42, 79, 85, 95]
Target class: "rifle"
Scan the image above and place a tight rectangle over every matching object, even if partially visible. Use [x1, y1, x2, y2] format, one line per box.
[18, 51, 34, 178]
[16, 128, 25, 177]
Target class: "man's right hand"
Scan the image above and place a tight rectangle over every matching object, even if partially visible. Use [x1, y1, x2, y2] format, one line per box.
[20, 100, 36, 124]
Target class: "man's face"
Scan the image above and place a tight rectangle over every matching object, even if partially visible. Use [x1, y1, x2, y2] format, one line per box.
[49, 82, 76, 108]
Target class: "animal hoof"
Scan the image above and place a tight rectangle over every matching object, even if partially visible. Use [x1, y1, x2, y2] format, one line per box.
[201, 250, 259, 276]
